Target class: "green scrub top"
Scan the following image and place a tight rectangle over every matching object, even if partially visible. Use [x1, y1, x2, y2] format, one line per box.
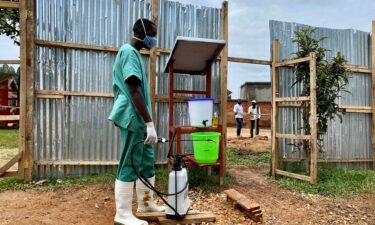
[108, 44, 152, 133]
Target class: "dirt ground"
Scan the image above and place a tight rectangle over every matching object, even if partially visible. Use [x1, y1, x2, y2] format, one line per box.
[1, 128, 375, 224]
[227, 127, 271, 153]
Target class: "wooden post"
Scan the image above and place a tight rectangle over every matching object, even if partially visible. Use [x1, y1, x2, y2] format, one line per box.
[372, 20, 375, 171]
[150, 0, 158, 120]
[18, 0, 35, 182]
[309, 52, 318, 184]
[271, 40, 280, 177]
[219, 0, 228, 185]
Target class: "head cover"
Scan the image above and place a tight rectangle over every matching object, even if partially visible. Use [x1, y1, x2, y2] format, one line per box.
[252, 100, 256, 103]
[134, 18, 157, 49]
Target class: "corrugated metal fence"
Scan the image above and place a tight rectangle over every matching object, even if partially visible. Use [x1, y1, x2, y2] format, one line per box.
[270, 20, 372, 170]
[34, 0, 222, 178]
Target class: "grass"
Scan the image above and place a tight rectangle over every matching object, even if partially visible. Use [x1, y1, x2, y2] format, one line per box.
[275, 168, 375, 197]
[226, 147, 271, 167]
[0, 166, 235, 194]
[0, 129, 19, 149]
[0, 173, 116, 193]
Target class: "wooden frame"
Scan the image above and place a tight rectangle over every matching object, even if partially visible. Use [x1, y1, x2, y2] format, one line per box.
[271, 39, 318, 184]
[0, 0, 35, 182]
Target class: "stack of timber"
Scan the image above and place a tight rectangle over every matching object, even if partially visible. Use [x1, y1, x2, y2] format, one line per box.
[224, 189, 263, 223]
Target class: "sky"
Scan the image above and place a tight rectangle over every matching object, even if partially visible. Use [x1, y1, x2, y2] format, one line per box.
[1, 0, 374, 98]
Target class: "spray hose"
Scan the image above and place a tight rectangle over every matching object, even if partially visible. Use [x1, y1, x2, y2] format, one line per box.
[130, 135, 215, 218]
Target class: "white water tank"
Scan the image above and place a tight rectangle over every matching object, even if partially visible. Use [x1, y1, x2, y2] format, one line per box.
[187, 98, 215, 127]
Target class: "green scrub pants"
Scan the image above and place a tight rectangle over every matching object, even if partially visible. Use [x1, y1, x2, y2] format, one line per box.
[117, 128, 155, 182]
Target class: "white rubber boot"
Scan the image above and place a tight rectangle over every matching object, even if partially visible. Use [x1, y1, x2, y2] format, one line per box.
[114, 179, 148, 225]
[136, 176, 165, 212]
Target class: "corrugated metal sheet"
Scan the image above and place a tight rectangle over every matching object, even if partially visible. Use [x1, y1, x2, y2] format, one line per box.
[34, 0, 222, 178]
[270, 20, 372, 170]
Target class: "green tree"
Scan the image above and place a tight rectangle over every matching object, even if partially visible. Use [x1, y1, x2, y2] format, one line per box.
[0, 0, 20, 45]
[291, 28, 350, 173]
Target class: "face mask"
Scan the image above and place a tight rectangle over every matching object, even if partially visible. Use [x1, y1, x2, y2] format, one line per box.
[134, 18, 157, 49]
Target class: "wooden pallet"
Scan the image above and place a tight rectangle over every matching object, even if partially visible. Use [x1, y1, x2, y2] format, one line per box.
[224, 189, 263, 223]
[136, 210, 216, 225]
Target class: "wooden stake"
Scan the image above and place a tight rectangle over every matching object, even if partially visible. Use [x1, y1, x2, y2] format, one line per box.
[271, 40, 280, 177]
[372, 20, 375, 171]
[220, 0, 228, 185]
[309, 52, 318, 184]
[150, 0, 158, 121]
[18, 0, 35, 182]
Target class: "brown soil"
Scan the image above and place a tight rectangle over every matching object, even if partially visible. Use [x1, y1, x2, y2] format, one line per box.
[1, 129, 374, 225]
[227, 127, 271, 153]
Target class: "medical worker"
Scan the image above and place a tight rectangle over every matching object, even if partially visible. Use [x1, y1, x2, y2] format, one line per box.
[109, 18, 164, 225]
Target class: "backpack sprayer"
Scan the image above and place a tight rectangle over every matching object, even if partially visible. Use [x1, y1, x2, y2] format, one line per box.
[130, 132, 214, 220]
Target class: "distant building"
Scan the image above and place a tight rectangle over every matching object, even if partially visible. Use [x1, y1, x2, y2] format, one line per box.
[240, 82, 271, 102]
[226, 82, 271, 128]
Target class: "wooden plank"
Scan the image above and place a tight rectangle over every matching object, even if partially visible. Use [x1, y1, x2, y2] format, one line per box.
[345, 64, 371, 74]
[136, 210, 204, 222]
[278, 103, 303, 108]
[0, 1, 19, 9]
[275, 96, 311, 102]
[0, 60, 21, 64]
[0, 171, 19, 178]
[309, 52, 318, 184]
[220, 0, 228, 185]
[276, 133, 310, 140]
[35, 90, 114, 98]
[271, 39, 280, 177]
[149, 0, 158, 121]
[274, 55, 311, 67]
[157, 212, 216, 225]
[18, 0, 28, 182]
[35, 39, 152, 55]
[0, 115, 20, 121]
[17, 0, 36, 183]
[34, 160, 119, 166]
[372, 20, 375, 171]
[228, 57, 272, 65]
[280, 158, 373, 163]
[0, 151, 23, 176]
[275, 169, 311, 182]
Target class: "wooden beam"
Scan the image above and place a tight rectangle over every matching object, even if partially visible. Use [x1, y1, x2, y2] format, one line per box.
[274, 55, 311, 67]
[0, 115, 20, 121]
[0, 171, 19, 178]
[0, 60, 21, 64]
[35, 160, 119, 166]
[280, 158, 373, 163]
[0, 1, 19, 9]
[372, 20, 375, 171]
[157, 213, 216, 225]
[35, 39, 120, 52]
[275, 169, 311, 182]
[275, 96, 310, 102]
[149, 0, 158, 121]
[345, 64, 371, 74]
[228, 57, 272, 65]
[18, 0, 36, 183]
[0, 151, 23, 176]
[309, 52, 318, 184]
[275, 133, 310, 140]
[220, 0, 228, 185]
[35, 39, 154, 55]
[271, 39, 280, 177]
[35, 90, 114, 98]
[278, 104, 372, 113]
